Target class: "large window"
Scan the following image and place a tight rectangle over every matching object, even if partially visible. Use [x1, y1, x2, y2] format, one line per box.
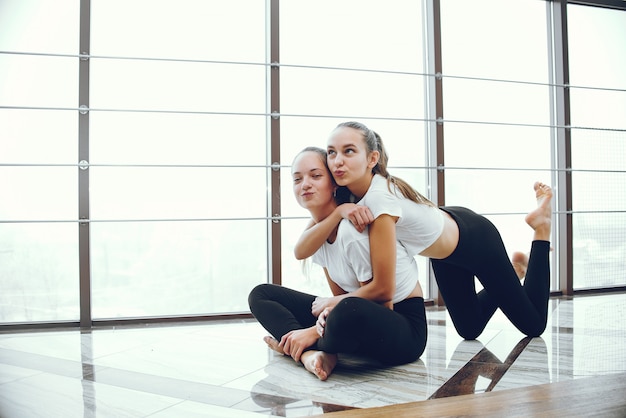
[88, 0, 268, 318]
[0, 0, 80, 322]
[567, 4, 626, 290]
[1, 0, 624, 326]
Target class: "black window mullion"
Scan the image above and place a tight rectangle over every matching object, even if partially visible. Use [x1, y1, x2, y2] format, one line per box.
[552, 0, 574, 296]
[270, 0, 281, 285]
[78, 0, 92, 327]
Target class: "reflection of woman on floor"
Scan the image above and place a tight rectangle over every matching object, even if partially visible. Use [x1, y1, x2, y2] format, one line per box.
[428, 337, 550, 398]
[248, 147, 427, 380]
[296, 121, 554, 340]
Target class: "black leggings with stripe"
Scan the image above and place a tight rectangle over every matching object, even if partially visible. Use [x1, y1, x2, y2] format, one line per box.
[248, 284, 427, 365]
[432, 206, 551, 339]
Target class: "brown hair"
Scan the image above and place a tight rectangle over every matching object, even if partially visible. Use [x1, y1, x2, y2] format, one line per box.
[334, 121, 434, 206]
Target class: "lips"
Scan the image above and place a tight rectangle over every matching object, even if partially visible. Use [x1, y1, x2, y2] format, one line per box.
[333, 170, 345, 178]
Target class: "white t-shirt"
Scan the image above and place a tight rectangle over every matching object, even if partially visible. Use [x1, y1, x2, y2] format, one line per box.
[360, 174, 444, 256]
[312, 218, 419, 304]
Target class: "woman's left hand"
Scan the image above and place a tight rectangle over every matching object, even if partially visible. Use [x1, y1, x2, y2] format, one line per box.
[316, 307, 332, 337]
[311, 296, 336, 317]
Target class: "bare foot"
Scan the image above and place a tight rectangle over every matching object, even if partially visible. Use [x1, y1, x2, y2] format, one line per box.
[512, 247, 553, 279]
[263, 336, 286, 355]
[525, 182, 552, 241]
[512, 251, 529, 279]
[301, 350, 338, 381]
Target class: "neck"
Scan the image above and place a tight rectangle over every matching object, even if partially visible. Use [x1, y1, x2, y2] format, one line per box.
[310, 203, 337, 224]
[349, 173, 375, 200]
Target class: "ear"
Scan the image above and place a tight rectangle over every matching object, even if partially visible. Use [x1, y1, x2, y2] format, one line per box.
[367, 150, 380, 169]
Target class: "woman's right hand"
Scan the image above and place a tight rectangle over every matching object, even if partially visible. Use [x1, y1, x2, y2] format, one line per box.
[338, 204, 374, 233]
[278, 327, 319, 362]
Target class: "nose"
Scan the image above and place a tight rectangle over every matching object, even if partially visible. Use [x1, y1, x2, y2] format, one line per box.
[332, 153, 344, 167]
[301, 176, 312, 189]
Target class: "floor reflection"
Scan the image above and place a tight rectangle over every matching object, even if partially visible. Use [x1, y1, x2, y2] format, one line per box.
[0, 293, 624, 417]
[429, 337, 540, 398]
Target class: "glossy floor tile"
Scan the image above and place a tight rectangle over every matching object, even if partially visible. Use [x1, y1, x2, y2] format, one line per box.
[1, 293, 625, 417]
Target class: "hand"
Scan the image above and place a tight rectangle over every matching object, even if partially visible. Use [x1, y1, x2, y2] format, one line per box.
[316, 307, 332, 337]
[278, 328, 318, 362]
[311, 296, 336, 317]
[338, 204, 374, 233]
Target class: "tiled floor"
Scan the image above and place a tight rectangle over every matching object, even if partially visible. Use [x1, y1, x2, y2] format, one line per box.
[0, 292, 625, 417]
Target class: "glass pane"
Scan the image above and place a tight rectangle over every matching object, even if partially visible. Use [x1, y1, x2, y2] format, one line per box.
[445, 124, 552, 170]
[0, 109, 76, 165]
[0, 54, 78, 108]
[440, 0, 549, 82]
[0, 167, 77, 221]
[573, 213, 626, 290]
[281, 68, 425, 119]
[90, 113, 266, 166]
[568, 5, 626, 91]
[0, 223, 79, 323]
[0, 0, 79, 54]
[90, 59, 266, 114]
[442, 78, 551, 126]
[90, 167, 267, 220]
[91, 220, 267, 318]
[280, 0, 425, 72]
[91, 0, 265, 62]
[567, 6, 626, 130]
[568, 5, 626, 290]
[444, 124, 553, 212]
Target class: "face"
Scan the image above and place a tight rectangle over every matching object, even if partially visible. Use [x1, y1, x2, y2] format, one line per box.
[327, 127, 378, 188]
[291, 151, 336, 212]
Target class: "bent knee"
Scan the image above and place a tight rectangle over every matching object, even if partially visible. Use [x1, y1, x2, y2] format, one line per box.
[327, 297, 369, 326]
[332, 297, 370, 314]
[522, 322, 547, 338]
[455, 324, 483, 340]
[247, 283, 272, 308]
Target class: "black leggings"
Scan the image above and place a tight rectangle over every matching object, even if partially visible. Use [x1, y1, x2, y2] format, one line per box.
[432, 206, 551, 339]
[248, 284, 427, 366]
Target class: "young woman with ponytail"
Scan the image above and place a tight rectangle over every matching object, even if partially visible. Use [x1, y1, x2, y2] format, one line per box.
[295, 121, 553, 340]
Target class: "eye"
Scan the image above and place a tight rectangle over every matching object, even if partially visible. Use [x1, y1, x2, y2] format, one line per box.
[293, 177, 302, 183]
[345, 148, 355, 154]
[327, 149, 336, 156]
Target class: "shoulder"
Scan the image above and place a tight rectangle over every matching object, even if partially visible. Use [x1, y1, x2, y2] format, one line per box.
[369, 174, 389, 191]
[361, 175, 403, 218]
[338, 219, 367, 244]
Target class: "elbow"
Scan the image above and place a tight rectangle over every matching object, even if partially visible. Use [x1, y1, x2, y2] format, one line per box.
[294, 249, 307, 260]
[360, 277, 394, 304]
[376, 285, 395, 305]
[380, 292, 394, 305]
